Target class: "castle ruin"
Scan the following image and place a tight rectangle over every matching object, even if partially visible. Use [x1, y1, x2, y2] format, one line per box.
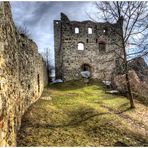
[54, 13, 123, 81]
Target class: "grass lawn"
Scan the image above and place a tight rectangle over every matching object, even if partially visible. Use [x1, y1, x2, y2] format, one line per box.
[17, 79, 148, 146]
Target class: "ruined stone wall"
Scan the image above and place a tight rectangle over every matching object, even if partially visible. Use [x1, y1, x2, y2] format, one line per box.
[0, 2, 48, 146]
[54, 13, 123, 81]
[54, 20, 63, 79]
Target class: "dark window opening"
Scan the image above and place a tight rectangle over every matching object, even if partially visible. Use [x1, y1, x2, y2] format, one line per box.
[99, 42, 106, 53]
[28, 84, 30, 90]
[96, 39, 98, 43]
[86, 39, 88, 43]
[37, 74, 40, 92]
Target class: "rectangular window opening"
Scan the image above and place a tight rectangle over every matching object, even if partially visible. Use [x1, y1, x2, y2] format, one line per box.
[75, 27, 79, 34]
[88, 28, 92, 34]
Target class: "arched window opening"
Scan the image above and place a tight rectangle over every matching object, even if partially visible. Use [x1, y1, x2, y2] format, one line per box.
[99, 42, 106, 53]
[75, 27, 79, 34]
[78, 43, 84, 50]
[88, 27, 92, 34]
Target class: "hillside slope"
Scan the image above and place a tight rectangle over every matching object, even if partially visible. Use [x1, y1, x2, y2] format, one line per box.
[17, 80, 148, 146]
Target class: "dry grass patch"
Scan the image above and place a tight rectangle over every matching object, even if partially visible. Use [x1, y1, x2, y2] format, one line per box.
[17, 79, 148, 146]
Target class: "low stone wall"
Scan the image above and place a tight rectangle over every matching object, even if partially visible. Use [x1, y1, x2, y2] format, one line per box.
[113, 70, 148, 99]
[113, 70, 141, 93]
[0, 2, 48, 146]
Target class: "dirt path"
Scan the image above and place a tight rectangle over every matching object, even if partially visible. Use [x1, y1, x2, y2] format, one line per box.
[101, 103, 148, 139]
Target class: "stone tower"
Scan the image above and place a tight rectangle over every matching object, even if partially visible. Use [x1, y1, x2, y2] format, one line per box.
[54, 13, 123, 81]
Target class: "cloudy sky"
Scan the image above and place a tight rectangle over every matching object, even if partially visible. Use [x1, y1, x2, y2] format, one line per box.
[10, 1, 98, 64]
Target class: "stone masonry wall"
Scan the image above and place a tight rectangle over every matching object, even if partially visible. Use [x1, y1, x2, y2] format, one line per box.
[0, 2, 48, 146]
[54, 13, 123, 81]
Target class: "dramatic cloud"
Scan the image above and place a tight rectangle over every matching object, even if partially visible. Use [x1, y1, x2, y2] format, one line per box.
[10, 1, 98, 65]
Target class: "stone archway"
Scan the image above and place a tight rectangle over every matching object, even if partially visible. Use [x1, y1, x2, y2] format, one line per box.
[81, 63, 91, 72]
[80, 63, 92, 83]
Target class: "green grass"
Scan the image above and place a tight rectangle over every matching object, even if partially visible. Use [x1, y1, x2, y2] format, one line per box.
[17, 79, 148, 146]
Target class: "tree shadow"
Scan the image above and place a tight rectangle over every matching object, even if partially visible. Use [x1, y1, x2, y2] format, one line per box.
[117, 107, 132, 114]
[115, 102, 132, 114]
[85, 118, 148, 146]
[25, 105, 109, 129]
[29, 112, 109, 129]
[101, 103, 134, 115]
[17, 103, 148, 147]
[20, 104, 110, 129]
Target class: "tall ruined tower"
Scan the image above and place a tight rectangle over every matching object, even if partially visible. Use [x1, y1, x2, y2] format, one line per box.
[54, 13, 123, 81]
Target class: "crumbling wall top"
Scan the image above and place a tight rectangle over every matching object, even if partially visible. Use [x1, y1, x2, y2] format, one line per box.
[61, 12, 70, 22]
[56, 12, 122, 28]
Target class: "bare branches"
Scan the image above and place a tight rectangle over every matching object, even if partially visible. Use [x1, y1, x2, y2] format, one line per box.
[96, 2, 148, 49]
[17, 25, 31, 38]
[41, 48, 55, 82]
[95, 1, 148, 108]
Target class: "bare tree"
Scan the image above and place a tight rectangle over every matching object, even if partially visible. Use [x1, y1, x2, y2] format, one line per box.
[95, 2, 148, 108]
[42, 48, 55, 83]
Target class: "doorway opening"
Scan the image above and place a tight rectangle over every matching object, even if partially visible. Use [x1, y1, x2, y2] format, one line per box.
[81, 64, 91, 72]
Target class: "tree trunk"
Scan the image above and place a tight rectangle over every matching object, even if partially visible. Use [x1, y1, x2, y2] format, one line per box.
[125, 66, 135, 108]
[118, 17, 135, 108]
[123, 44, 135, 108]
